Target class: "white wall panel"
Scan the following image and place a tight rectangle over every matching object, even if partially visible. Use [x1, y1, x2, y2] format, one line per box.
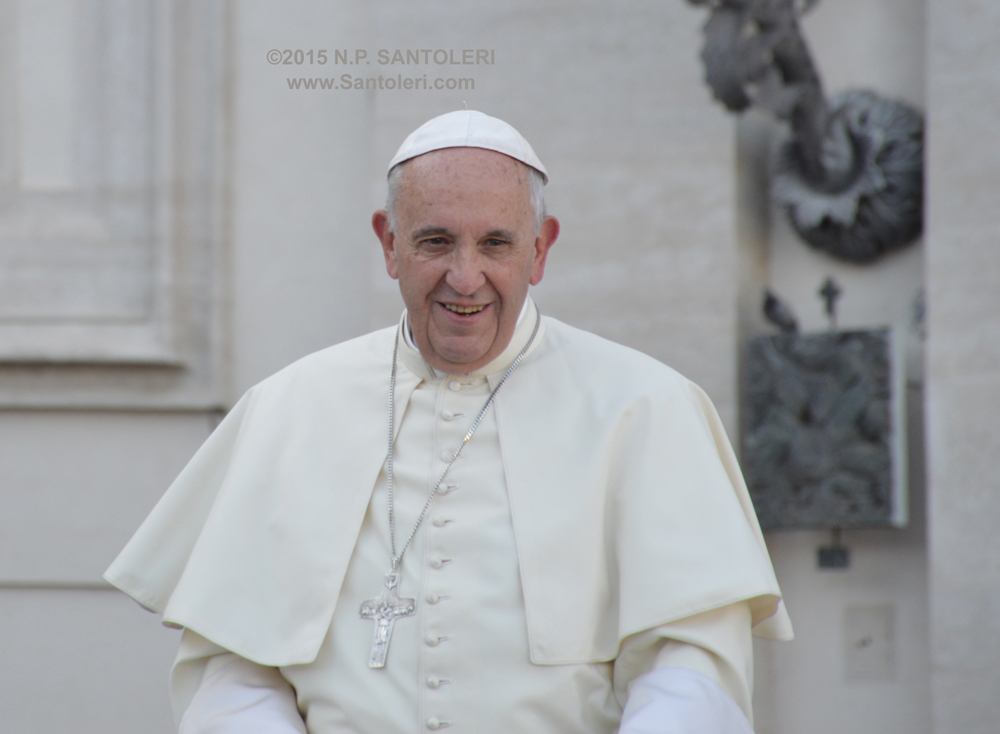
[0, 411, 212, 583]
[0, 588, 179, 734]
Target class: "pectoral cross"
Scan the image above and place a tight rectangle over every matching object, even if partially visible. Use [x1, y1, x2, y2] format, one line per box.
[360, 570, 416, 668]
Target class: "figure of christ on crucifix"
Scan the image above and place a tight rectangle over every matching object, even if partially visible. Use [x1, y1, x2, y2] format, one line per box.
[360, 571, 417, 668]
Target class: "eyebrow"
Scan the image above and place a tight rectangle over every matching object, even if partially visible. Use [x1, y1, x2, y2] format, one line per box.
[409, 227, 518, 241]
[410, 226, 452, 239]
[483, 229, 518, 241]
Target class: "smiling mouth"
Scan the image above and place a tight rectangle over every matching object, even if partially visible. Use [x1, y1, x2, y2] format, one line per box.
[442, 303, 487, 315]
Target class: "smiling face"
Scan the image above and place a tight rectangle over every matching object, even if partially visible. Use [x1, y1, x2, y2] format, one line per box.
[373, 148, 559, 374]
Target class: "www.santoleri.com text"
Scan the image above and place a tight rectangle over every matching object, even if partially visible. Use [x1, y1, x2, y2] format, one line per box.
[287, 74, 475, 91]
[266, 49, 494, 66]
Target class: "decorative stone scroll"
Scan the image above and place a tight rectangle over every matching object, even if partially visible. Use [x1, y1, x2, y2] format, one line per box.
[0, 0, 226, 408]
[743, 329, 907, 528]
[686, 0, 923, 263]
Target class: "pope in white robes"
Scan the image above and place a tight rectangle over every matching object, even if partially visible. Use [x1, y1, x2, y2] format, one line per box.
[106, 110, 792, 734]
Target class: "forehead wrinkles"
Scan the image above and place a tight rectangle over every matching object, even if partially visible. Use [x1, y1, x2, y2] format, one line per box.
[396, 150, 533, 227]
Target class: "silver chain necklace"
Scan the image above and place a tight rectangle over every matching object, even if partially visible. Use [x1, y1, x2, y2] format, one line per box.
[359, 309, 541, 668]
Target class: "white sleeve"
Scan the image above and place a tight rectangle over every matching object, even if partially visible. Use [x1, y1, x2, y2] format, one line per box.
[619, 667, 754, 734]
[613, 602, 756, 732]
[172, 629, 307, 734]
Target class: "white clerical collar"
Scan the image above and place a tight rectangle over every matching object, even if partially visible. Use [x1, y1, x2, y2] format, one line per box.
[399, 297, 541, 381]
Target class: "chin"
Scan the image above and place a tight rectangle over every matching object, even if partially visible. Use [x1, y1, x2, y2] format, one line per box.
[428, 331, 493, 361]
[437, 349, 489, 369]
[426, 340, 492, 369]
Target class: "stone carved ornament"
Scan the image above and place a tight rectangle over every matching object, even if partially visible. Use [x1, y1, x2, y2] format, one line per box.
[743, 330, 894, 528]
[687, 0, 923, 263]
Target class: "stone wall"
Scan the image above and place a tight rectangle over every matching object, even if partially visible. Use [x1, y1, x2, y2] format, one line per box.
[925, 0, 1000, 730]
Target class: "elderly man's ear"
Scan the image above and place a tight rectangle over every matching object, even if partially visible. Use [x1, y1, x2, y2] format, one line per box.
[372, 210, 398, 280]
[529, 216, 559, 286]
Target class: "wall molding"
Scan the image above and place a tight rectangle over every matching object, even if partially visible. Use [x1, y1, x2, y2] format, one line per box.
[0, 0, 228, 408]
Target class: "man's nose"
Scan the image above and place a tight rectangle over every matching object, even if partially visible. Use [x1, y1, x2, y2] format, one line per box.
[445, 246, 486, 295]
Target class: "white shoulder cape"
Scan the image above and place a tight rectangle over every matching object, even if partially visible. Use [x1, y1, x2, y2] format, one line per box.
[105, 316, 792, 666]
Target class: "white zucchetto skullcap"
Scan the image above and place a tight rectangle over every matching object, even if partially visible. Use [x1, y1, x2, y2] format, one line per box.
[387, 110, 548, 183]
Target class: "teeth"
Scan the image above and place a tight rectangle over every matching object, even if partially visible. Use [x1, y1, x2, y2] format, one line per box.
[444, 304, 485, 314]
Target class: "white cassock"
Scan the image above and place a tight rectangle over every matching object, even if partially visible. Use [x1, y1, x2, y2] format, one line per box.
[106, 298, 792, 733]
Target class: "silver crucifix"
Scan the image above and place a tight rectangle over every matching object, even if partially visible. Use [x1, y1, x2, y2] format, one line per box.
[359, 570, 416, 668]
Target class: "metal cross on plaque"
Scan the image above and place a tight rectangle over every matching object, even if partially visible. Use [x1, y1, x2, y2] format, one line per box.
[360, 570, 416, 668]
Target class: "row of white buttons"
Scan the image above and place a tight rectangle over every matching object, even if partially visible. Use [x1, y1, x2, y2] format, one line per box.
[424, 615, 449, 726]
[428, 393, 458, 730]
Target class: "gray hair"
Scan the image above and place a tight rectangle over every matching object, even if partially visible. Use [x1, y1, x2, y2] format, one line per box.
[386, 159, 547, 234]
